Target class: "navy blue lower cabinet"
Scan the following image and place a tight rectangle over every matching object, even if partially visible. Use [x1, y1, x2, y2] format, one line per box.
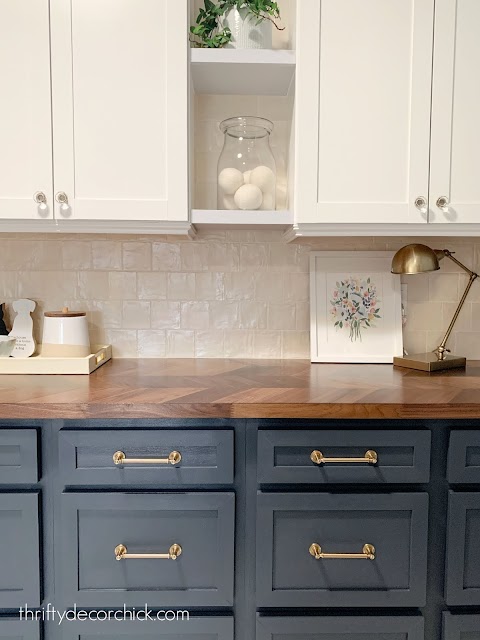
[0, 620, 40, 640]
[445, 492, 480, 605]
[444, 614, 480, 639]
[256, 492, 429, 607]
[59, 492, 235, 608]
[59, 617, 234, 640]
[59, 429, 234, 487]
[257, 616, 425, 640]
[0, 429, 38, 484]
[258, 429, 431, 484]
[0, 493, 41, 608]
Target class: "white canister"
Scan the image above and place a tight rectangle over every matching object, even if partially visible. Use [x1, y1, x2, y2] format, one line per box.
[42, 307, 90, 358]
[221, 8, 272, 49]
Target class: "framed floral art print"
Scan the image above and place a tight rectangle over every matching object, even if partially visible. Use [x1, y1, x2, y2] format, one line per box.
[310, 252, 403, 363]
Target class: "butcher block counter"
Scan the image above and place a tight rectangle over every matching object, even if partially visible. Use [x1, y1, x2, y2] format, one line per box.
[1, 358, 480, 419]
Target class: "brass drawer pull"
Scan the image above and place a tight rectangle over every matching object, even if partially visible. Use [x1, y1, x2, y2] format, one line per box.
[113, 450, 182, 466]
[115, 543, 182, 561]
[309, 543, 375, 560]
[310, 450, 378, 465]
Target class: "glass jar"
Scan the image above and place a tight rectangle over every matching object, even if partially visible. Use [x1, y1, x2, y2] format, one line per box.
[217, 116, 276, 211]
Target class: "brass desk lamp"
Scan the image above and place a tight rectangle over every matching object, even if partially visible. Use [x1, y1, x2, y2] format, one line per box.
[391, 243, 478, 372]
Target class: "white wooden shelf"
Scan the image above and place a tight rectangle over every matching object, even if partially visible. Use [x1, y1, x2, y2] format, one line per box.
[191, 209, 293, 229]
[190, 49, 295, 96]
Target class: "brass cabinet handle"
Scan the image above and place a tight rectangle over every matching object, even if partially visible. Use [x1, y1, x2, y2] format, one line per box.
[310, 450, 378, 465]
[115, 543, 182, 561]
[309, 543, 375, 560]
[113, 450, 182, 465]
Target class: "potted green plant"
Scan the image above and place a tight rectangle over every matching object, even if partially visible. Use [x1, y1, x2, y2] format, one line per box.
[190, 0, 284, 49]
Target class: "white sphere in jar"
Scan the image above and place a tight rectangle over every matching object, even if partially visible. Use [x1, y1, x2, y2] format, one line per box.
[221, 194, 237, 210]
[250, 165, 275, 193]
[234, 184, 263, 210]
[218, 167, 244, 195]
[243, 170, 252, 184]
[259, 191, 275, 211]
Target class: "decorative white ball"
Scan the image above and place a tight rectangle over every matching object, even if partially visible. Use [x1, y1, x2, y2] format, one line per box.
[218, 168, 244, 195]
[259, 191, 275, 210]
[221, 194, 237, 210]
[243, 170, 252, 184]
[234, 184, 263, 210]
[250, 165, 275, 193]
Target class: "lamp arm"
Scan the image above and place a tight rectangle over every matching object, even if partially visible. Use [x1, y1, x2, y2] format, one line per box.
[436, 258, 478, 357]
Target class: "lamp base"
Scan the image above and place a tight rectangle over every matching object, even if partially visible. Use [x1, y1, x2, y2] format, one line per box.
[393, 352, 466, 372]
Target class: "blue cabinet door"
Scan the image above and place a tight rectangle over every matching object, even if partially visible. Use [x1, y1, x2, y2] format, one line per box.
[60, 617, 234, 640]
[257, 492, 429, 608]
[0, 429, 38, 484]
[59, 429, 234, 487]
[257, 616, 424, 640]
[0, 620, 40, 640]
[59, 492, 235, 608]
[445, 492, 480, 605]
[0, 493, 41, 608]
[448, 432, 480, 483]
[444, 614, 480, 639]
[258, 429, 431, 484]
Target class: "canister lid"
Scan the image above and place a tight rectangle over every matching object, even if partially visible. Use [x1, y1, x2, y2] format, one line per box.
[44, 306, 86, 318]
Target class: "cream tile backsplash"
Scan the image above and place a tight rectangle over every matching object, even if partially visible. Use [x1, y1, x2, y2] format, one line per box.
[1, 232, 479, 358]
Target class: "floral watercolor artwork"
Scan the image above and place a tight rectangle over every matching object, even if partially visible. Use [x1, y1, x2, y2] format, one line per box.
[330, 277, 381, 342]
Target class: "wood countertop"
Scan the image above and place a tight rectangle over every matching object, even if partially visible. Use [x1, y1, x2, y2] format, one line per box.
[1, 359, 480, 420]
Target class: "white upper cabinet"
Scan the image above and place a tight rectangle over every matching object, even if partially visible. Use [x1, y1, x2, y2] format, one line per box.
[429, 0, 480, 224]
[50, 0, 188, 225]
[0, 0, 53, 220]
[295, 0, 435, 226]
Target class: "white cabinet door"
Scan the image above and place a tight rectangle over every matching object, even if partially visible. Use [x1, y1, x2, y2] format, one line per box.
[295, 0, 434, 225]
[0, 0, 53, 220]
[50, 0, 188, 222]
[430, 0, 480, 224]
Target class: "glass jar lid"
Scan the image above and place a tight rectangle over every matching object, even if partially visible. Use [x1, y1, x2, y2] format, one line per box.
[220, 116, 273, 140]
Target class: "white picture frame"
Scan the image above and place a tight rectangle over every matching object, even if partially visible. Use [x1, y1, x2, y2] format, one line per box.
[310, 252, 403, 363]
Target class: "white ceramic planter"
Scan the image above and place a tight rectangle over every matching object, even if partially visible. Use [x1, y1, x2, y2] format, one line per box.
[221, 8, 272, 49]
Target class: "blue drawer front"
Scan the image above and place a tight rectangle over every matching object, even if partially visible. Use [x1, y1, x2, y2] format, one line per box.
[0, 620, 40, 640]
[445, 492, 480, 605]
[0, 493, 41, 608]
[444, 614, 480, 639]
[257, 616, 424, 640]
[448, 431, 480, 483]
[258, 429, 431, 484]
[59, 429, 234, 486]
[59, 491, 235, 608]
[60, 618, 234, 640]
[0, 429, 38, 484]
[257, 492, 429, 608]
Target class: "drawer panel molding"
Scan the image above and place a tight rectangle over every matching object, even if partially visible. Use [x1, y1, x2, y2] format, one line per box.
[444, 613, 480, 640]
[59, 429, 234, 486]
[258, 430, 431, 484]
[448, 431, 480, 483]
[0, 428, 38, 484]
[257, 615, 425, 640]
[256, 492, 429, 608]
[0, 620, 40, 640]
[59, 492, 235, 608]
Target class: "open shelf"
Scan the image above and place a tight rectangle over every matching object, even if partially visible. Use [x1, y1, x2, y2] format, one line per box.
[191, 209, 293, 229]
[190, 49, 295, 96]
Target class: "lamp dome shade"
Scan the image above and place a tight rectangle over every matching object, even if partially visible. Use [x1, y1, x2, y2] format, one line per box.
[391, 244, 441, 275]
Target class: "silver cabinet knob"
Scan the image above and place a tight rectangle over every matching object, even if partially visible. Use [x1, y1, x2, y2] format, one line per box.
[436, 196, 449, 211]
[33, 191, 48, 216]
[414, 196, 427, 211]
[55, 192, 69, 205]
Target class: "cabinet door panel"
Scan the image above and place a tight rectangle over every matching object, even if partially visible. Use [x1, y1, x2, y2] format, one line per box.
[445, 492, 480, 605]
[257, 492, 429, 608]
[0, 493, 41, 608]
[0, 429, 38, 484]
[295, 0, 434, 224]
[444, 614, 480, 640]
[257, 616, 425, 640]
[0, 0, 53, 220]
[0, 620, 40, 640]
[59, 492, 235, 608]
[430, 0, 480, 223]
[50, 0, 188, 222]
[448, 431, 480, 484]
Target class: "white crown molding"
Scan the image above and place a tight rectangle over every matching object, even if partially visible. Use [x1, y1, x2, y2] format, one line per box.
[0, 220, 196, 238]
[284, 223, 480, 242]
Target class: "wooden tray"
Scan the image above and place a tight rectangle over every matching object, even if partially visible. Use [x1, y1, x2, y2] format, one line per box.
[0, 345, 112, 375]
